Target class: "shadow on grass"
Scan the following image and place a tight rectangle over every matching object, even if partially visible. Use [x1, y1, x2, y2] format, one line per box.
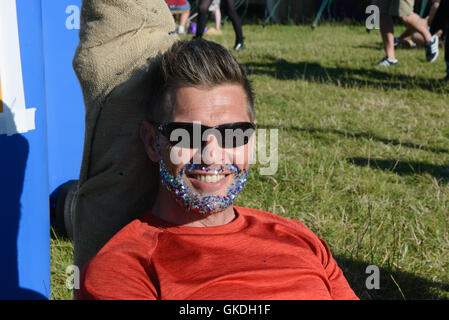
[353, 43, 421, 51]
[336, 256, 449, 300]
[352, 44, 385, 50]
[259, 124, 449, 154]
[245, 55, 447, 91]
[347, 157, 449, 182]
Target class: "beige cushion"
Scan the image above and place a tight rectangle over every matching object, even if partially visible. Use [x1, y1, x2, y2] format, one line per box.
[72, 0, 178, 272]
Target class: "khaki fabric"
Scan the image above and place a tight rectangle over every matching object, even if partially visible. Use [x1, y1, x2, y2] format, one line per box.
[72, 0, 178, 272]
[373, 0, 415, 17]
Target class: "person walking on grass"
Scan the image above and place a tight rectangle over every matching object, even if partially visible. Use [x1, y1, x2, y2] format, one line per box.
[195, 0, 245, 51]
[166, 0, 191, 35]
[395, 0, 442, 48]
[374, 0, 439, 67]
[206, 0, 222, 35]
[429, 0, 449, 82]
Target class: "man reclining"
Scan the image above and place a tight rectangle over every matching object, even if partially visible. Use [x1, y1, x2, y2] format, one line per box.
[77, 38, 358, 300]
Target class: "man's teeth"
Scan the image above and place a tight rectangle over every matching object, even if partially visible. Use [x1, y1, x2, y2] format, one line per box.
[191, 174, 226, 183]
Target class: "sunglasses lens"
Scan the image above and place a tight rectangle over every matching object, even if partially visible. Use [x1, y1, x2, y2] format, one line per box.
[220, 123, 255, 148]
[164, 123, 197, 148]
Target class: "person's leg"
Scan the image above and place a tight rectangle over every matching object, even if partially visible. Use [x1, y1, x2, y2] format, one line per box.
[215, 9, 221, 30]
[408, 17, 429, 47]
[398, 25, 414, 40]
[429, 0, 449, 79]
[397, 25, 417, 48]
[196, 0, 213, 38]
[407, 1, 442, 48]
[373, 0, 398, 65]
[180, 9, 190, 29]
[380, 12, 396, 60]
[445, 33, 449, 79]
[400, 13, 432, 42]
[428, 0, 440, 25]
[222, 0, 244, 46]
[437, 2, 448, 77]
[410, 31, 426, 46]
[177, 9, 191, 34]
[398, 0, 439, 62]
[429, 0, 447, 34]
[398, 16, 430, 47]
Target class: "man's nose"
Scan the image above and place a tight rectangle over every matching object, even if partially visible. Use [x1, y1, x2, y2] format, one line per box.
[201, 133, 227, 165]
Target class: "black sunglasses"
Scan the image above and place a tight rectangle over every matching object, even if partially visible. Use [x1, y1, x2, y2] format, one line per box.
[150, 121, 256, 149]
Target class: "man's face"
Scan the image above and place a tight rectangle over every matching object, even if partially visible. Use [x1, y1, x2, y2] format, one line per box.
[150, 84, 254, 215]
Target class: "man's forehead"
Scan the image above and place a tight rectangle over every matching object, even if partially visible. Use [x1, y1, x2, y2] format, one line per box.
[174, 84, 247, 101]
[170, 85, 250, 121]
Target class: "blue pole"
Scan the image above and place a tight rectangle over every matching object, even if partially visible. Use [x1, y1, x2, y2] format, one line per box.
[0, 0, 50, 299]
[312, 0, 329, 29]
[263, 0, 282, 27]
[420, 0, 428, 17]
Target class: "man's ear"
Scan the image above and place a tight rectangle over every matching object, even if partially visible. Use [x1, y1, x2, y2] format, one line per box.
[140, 120, 159, 162]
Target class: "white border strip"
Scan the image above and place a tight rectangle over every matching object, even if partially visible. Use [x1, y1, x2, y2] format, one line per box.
[0, 0, 36, 136]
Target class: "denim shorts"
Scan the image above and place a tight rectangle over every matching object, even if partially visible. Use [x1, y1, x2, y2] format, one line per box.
[168, 1, 190, 11]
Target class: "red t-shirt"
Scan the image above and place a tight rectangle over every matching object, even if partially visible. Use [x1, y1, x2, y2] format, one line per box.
[78, 206, 359, 300]
[165, 0, 186, 6]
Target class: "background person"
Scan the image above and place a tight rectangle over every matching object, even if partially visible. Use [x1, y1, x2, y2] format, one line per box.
[373, 0, 439, 66]
[195, 0, 244, 51]
[206, 0, 222, 35]
[166, 0, 191, 34]
[395, 0, 442, 48]
[429, 0, 449, 82]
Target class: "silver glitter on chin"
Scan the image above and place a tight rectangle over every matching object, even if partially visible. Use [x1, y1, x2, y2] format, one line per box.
[155, 135, 249, 215]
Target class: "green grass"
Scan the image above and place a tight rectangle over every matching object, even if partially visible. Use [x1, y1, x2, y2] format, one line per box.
[51, 22, 449, 300]
[51, 229, 74, 300]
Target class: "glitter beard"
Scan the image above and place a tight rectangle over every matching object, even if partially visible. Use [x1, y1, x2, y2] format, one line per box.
[156, 136, 250, 215]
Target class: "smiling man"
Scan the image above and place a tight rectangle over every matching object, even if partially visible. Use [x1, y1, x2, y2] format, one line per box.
[77, 39, 358, 300]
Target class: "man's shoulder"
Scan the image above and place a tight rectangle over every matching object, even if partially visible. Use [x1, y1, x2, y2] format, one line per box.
[235, 206, 327, 254]
[86, 216, 160, 267]
[108, 215, 158, 244]
[237, 206, 342, 263]
[78, 216, 160, 299]
[235, 206, 315, 235]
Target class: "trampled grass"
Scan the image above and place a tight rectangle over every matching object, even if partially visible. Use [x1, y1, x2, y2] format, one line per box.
[51, 22, 449, 300]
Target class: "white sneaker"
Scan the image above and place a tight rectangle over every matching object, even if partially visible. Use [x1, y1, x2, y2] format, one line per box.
[425, 35, 439, 63]
[177, 26, 185, 34]
[377, 56, 398, 67]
